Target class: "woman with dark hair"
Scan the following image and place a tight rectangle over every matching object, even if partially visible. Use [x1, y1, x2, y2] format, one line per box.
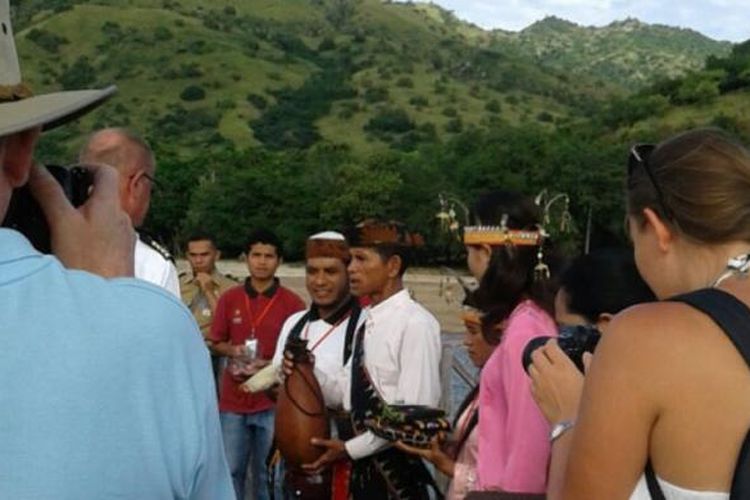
[463, 190, 559, 494]
[394, 309, 495, 499]
[531, 128, 750, 499]
[555, 248, 655, 333]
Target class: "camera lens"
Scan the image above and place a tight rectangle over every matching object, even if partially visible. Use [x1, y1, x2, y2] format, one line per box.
[1, 164, 92, 253]
[521, 336, 553, 373]
[521, 325, 602, 374]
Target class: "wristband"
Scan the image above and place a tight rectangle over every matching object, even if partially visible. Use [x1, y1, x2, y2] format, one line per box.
[549, 419, 575, 442]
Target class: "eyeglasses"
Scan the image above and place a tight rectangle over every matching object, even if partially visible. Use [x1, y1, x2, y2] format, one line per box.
[628, 143, 672, 220]
[140, 172, 161, 190]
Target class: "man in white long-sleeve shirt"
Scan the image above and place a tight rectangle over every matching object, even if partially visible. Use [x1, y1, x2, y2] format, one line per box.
[293, 219, 442, 499]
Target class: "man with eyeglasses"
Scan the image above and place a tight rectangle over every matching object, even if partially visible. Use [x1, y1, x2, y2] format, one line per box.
[80, 127, 180, 296]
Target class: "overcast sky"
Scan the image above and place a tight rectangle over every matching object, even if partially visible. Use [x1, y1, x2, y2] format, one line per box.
[419, 0, 750, 43]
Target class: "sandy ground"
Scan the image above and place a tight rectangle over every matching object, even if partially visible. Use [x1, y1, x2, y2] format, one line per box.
[177, 260, 473, 334]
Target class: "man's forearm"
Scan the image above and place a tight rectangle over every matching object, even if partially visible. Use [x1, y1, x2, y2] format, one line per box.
[344, 430, 389, 460]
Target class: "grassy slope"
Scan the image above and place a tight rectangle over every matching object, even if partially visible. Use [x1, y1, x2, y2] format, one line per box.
[13, 0, 733, 157]
[19, 2, 318, 152]
[314, 1, 569, 151]
[500, 17, 732, 88]
[619, 90, 750, 142]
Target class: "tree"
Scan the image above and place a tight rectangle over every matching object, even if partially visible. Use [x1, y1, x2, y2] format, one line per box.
[485, 99, 501, 113]
[326, 0, 357, 26]
[365, 109, 415, 135]
[319, 163, 403, 225]
[409, 95, 429, 108]
[180, 85, 206, 101]
[26, 28, 68, 53]
[59, 56, 97, 90]
[154, 26, 173, 41]
[674, 71, 724, 105]
[182, 149, 311, 256]
[396, 76, 414, 88]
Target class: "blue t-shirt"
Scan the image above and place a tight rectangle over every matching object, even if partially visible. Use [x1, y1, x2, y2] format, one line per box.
[0, 229, 235, 500]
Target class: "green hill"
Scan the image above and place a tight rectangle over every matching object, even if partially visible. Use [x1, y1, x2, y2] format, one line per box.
[11, 0, 730, 158]
[8, 0, 743, 257]
[583, 40, 750, 144]
[498, 16, 731, 88]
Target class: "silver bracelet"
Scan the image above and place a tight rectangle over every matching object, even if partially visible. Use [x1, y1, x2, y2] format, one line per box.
[549, 419, 575, 442]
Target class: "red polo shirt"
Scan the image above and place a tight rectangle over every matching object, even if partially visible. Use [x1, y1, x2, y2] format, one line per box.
[211, 278, 305, 414]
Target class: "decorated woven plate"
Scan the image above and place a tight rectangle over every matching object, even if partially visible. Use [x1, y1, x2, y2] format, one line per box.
[365, 404, 451, 448]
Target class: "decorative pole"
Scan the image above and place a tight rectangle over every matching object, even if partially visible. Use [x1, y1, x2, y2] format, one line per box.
[534, 189, 571, 234]
[436, 192, 470, 237]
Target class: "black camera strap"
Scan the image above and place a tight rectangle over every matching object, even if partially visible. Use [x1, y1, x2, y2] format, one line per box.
[646, 288, 750, 499]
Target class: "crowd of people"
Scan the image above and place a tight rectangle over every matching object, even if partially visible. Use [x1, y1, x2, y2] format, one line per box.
[3, 1, 750, 499]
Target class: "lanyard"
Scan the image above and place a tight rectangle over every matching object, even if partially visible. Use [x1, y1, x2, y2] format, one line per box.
[302, 313, 350, 352]
[243, 292, 280, 338]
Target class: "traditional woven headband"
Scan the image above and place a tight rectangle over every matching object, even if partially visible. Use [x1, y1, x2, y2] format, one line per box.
[462, 225, 543, 247]
[461, 309, 482, 327]
[349, 219, 424, 248]
[463, 215, 550, 280]
[305, 239, 350, 262]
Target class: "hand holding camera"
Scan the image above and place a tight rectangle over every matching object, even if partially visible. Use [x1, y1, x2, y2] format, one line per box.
[522, 325, 600, 425]
[27, 163, 135, 277]
[522, 324, 601, 374]
[526, 336, 594, 426]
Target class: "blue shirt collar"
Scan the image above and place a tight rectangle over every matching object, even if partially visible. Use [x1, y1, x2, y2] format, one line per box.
[0, 228, 41, 263]
[0, 229, 52, 286]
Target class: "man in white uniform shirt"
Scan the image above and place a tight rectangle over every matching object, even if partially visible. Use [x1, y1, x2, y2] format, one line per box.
[79, 127, 179, 296]
[287, 220, 442, 499]
[272, 231, 363, 497]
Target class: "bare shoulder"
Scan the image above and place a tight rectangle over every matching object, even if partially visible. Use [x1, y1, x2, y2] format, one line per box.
[595, 299, 748, 393]
[607, 300, 723, 345]
[566, 293, 750, 496]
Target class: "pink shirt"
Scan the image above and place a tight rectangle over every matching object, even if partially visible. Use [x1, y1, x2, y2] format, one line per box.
[477, 300, 557, 493]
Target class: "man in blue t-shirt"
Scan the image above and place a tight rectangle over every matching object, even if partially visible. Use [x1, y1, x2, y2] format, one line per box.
[0, 2, 234, 498]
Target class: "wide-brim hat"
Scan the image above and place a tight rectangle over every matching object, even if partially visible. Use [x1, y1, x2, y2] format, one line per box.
[0, 0, 116, 137]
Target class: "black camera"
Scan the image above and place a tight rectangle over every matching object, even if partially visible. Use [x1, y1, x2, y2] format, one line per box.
[1, 164, 92, 253]
[522, 324, 602, 373]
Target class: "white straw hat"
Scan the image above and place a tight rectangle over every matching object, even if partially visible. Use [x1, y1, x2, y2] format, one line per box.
[0, 0, 116, 137]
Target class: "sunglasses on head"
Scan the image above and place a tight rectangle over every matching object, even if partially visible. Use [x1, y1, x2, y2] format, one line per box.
[628, 143, 672, 220]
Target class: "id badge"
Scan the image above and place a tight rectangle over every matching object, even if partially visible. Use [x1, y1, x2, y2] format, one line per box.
[244, 338, 258, 360]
